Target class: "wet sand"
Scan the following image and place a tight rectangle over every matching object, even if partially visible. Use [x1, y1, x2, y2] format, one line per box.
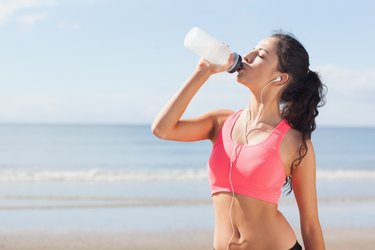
[0, 227, 374, 250]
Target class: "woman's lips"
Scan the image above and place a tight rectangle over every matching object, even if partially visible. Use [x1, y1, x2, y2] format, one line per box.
[237, 64, 245, 73]
[236, 62, 246, 73]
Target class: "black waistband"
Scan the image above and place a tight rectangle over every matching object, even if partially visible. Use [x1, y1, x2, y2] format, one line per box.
[213, 240, 302, 250]
[289, 241, 302, 250]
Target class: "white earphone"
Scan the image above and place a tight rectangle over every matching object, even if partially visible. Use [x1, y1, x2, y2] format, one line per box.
[270, 76, 282, 83]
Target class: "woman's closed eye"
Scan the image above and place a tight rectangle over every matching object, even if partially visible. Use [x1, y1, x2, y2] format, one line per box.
[257, 52, 266, 59]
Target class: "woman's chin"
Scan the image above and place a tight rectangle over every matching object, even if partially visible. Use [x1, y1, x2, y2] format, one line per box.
[236, 74, 246, 84]
[236, 73, 242, 82]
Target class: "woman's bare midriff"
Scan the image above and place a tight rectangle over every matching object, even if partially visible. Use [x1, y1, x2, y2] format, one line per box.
[212, 192, 297, 250]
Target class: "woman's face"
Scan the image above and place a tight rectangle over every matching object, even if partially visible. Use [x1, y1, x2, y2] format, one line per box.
[236, 36, 281, 89]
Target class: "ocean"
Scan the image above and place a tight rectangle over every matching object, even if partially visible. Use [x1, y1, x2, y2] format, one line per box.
[0, 124, 374, 232]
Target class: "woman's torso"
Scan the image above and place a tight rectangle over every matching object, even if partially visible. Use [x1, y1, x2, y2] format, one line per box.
[212, 193, 297, 250]
[209, 110, 300, 250]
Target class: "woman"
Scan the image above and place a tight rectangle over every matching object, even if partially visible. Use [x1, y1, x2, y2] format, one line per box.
[152, 32, 326, 250]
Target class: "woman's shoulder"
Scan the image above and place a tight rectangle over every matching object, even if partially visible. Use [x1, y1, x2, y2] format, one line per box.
[283, 126, 316, 157]
[287, 128, 315, 146]
[282, 126, 304, 151]
[287, 127, 302, 140]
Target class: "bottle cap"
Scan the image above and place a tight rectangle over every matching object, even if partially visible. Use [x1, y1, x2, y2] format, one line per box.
[227, 53, 243, 73]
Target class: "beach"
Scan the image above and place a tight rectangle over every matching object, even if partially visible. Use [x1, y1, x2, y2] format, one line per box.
[0, 228, 374, 250]
[1, 180, 375, 249]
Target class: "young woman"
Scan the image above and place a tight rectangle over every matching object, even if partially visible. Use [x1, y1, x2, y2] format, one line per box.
[152, 32, 326, 250]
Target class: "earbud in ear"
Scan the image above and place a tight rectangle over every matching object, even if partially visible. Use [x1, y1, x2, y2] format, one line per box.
[270, 76, 282, 83]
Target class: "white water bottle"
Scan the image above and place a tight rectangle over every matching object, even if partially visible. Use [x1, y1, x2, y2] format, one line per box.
[184, 27, 242, 73]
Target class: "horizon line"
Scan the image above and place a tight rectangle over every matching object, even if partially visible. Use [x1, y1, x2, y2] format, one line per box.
[0, 122, 374, 129]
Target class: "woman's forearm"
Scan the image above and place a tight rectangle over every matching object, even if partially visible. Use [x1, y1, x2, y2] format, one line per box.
[302, 225, 325, 250]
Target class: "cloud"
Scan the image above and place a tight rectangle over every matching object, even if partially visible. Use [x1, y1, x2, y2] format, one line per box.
[315, 65, 375, 103]
[313, 65, 375, 126]
[0, 0, 58, 27]
[17, 12, 49, 26]
[57, 21, 82, 30]
[0, 65, 374, 126]
[0, 92, 151, 124]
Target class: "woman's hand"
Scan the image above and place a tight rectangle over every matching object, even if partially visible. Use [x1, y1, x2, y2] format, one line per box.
[195, 53, 235, 75]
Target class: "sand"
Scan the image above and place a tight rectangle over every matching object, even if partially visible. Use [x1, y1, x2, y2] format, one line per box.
[0, 227, 374, 250]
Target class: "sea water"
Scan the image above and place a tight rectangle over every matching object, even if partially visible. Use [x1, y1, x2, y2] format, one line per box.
[0, 124, 374, 231]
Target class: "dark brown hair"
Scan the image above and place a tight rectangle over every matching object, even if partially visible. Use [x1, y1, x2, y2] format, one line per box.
[271, 32, 327, 194]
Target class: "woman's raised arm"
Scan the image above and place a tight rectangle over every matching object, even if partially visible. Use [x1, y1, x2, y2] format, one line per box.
[151, 57, 234, 142]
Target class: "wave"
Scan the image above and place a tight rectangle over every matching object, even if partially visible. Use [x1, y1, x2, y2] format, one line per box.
[0, 195, 374, 210]
[0, 168, 374, 182]
[0, 169, 208, 182]
[316, 169, 375, 180]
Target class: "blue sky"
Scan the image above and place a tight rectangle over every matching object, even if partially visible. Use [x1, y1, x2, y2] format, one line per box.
[0, 0, 374, 126]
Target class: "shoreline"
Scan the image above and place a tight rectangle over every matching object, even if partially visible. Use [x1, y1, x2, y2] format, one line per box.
[0, 227, 374, 250]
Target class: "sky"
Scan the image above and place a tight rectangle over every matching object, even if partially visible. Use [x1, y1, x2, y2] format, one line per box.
[0, 0, 374, 127]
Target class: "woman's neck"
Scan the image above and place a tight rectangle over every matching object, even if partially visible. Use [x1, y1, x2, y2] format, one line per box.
[246, 93, 282, 125]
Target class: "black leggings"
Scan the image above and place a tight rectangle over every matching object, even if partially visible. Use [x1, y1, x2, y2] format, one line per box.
[290, 241, 302, 250]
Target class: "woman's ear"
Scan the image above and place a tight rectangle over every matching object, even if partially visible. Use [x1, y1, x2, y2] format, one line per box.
[274, 73, 289, 85]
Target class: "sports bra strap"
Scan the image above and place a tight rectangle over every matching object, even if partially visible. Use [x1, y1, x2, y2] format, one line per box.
[274, 119, 292, 143]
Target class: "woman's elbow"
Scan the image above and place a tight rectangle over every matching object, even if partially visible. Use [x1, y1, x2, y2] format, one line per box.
[151, 121, 170, 140]
[151, 121, 162, 138]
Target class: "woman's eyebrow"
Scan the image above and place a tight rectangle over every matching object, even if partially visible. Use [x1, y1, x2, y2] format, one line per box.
[253, 47, 269, 54]
[259, 48, 269, 54]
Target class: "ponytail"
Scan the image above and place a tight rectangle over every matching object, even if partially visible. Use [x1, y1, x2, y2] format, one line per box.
[281, 69, 326, 168]
[271, 32, 327, 195]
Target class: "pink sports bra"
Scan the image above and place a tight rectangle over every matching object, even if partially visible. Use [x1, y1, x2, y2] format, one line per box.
[207, 109, 292, 204]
